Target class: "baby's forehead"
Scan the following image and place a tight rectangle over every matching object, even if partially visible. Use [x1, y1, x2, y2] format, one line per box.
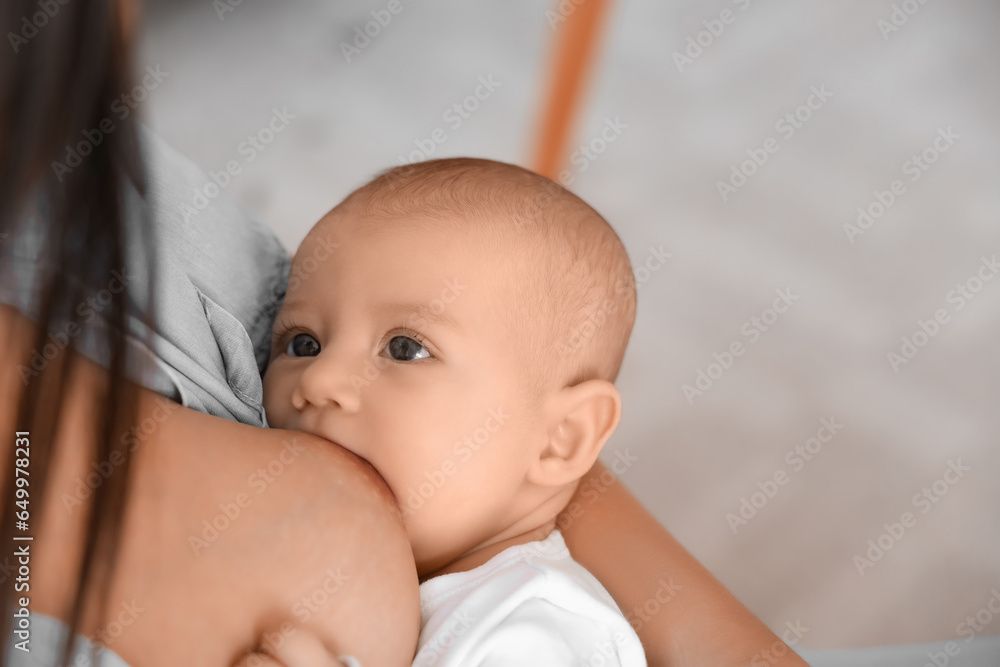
[301, 192, 606, 309]
[304, 202, 541, 271]
[296, 207, 537, 310]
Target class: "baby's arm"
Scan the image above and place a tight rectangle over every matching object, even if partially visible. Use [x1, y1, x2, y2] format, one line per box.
[559, 462, 808, 667]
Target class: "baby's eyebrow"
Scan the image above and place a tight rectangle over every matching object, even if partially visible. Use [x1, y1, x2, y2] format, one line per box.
[370, 301, 462, 331]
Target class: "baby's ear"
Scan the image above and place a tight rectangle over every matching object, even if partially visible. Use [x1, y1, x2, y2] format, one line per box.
[527, 379, 621, 487]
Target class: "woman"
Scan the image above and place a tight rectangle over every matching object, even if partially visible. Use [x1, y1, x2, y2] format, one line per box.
[0, 0, 807, 664]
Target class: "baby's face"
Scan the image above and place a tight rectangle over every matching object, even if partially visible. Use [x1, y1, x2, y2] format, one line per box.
[263, 211, 545, 575]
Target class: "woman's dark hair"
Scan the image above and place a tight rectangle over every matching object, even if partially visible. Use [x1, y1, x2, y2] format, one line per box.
[1, 0, 148, 662]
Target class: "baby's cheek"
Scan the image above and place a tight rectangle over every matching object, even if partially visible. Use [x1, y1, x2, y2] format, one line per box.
[261, 372, 289, 427]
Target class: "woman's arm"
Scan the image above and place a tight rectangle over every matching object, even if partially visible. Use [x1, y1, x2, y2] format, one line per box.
[559, 461, 807, 667]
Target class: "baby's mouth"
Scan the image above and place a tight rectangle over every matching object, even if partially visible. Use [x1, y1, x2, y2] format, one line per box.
[295, 419, 400, 506]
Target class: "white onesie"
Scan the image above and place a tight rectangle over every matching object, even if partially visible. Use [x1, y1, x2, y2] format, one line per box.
[413, 529, 646, 666]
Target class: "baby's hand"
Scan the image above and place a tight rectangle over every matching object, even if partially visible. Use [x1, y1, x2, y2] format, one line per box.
[233, 630, 361, 667]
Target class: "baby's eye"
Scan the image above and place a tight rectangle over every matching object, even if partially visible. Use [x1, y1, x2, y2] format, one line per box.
[286, 333, 320, 357]
[383, 335, 430, 362]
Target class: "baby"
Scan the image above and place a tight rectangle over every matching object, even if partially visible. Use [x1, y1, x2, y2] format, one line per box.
[262, 158, 644, 666]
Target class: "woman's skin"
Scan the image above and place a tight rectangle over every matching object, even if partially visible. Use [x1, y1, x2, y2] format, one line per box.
[2, 303, 804, 666]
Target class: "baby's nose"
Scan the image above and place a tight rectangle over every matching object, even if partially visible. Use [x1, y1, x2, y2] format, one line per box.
[292, 351, 362, 413]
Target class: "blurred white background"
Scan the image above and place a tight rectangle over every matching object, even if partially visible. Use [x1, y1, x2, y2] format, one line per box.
[139, 0, 1000, 649]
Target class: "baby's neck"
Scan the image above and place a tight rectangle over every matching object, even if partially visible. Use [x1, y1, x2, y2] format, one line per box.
[422, 519, 556, 582]
[419, 485, 575, 582]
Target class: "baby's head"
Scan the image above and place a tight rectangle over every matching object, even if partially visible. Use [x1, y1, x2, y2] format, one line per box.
[263, 158, 636, 575]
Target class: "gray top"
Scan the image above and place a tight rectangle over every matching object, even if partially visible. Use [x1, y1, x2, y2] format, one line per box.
[6, 613, 130, 667]
[0, 125, 290, 428]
